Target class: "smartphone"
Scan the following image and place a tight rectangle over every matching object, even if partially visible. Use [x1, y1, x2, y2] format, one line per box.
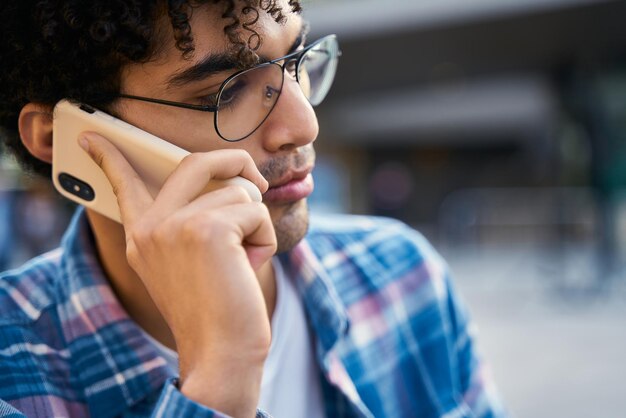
[52, 99, 261, 223]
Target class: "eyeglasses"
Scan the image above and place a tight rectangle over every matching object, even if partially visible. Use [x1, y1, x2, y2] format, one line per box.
[117, 34, 341, 142]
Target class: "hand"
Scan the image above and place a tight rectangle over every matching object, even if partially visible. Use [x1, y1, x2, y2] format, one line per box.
[79, 132, 276, 417]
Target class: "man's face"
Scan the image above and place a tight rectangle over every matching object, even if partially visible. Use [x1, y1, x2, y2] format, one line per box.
[115, 1, 318, 252]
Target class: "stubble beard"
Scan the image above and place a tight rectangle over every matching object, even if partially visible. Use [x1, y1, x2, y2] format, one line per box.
[259, 145, 315, 253]
[270, 199, 310, 253]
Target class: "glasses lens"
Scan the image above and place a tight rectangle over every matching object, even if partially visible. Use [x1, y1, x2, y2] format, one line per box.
[215, 63, 284, 141]
[299, 36, 340, 106]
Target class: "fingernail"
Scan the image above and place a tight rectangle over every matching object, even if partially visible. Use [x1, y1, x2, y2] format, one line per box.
[78, 136, 90, 153]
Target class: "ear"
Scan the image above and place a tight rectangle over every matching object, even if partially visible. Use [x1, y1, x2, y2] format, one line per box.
[18, 103, 54, 164]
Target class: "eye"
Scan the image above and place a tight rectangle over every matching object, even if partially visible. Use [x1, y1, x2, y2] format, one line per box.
[199, 92, 219, 107]
[264, 85, 280, 100]
[217, 78, 248, 108]
[285, 60, 298, 78]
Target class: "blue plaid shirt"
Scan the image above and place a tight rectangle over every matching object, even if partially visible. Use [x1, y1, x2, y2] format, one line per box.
[0, 208, 505, 417]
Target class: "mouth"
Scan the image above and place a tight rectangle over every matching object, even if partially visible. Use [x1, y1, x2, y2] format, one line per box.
[263, 167, 315, 204]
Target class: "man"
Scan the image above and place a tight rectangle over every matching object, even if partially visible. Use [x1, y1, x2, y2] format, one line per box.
[0, 1, 505, 417]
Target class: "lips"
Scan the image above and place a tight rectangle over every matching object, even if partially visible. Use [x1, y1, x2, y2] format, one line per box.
[263, 168, 314, 204]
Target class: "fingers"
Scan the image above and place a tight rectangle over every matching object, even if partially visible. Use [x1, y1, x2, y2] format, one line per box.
[227, 202, 277, 271]
[79, 132, 153, 226]
[160, 186, 276, 269]
[192, 202, 277, 270]
[79, 132, 266, 227]
[78, 131, 275, 271]
[173, 184, 254, 219]
[154, 149, 268, 214]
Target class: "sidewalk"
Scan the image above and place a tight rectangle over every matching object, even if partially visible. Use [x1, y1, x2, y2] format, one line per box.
[444, 245, 626, 418]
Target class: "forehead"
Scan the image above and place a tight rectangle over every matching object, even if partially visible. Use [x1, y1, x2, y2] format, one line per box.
[181, 2, 302, 58]
[190, 0, 302, 50]
[121, 1, 303, 92]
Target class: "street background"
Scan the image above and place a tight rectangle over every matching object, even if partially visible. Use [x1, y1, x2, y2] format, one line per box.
[1, 0, 626, 416]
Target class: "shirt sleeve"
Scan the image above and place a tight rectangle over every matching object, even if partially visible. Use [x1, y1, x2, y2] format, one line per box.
[404, 221, 507, 418]
[151, 378, 271, 418]
[442, 270, 508, 418]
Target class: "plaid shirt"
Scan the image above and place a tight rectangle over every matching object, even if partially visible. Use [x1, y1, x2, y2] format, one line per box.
[0, 208, 505, 418]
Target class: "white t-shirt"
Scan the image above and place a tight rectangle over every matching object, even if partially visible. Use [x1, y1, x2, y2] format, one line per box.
[142, 258, 326, 418]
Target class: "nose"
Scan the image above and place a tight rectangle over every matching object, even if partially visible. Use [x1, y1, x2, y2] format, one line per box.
[258, 75, 319, 153]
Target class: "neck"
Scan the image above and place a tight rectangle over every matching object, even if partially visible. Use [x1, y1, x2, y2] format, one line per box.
[85, 209, 277, 351]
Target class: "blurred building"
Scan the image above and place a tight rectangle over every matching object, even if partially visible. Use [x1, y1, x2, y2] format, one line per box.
[305, 0, 626, 252]
[303, 2, 626, 417]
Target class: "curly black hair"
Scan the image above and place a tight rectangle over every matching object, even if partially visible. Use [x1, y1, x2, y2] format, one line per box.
[0, 0, 302, 177]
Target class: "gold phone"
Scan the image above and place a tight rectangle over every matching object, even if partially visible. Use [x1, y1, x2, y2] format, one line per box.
[52, 99, 261, 223]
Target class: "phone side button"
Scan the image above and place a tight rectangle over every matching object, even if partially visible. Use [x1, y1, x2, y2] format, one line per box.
[79, 105, 96, 114]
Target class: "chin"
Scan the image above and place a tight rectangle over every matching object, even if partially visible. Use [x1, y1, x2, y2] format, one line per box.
[270, 199, 310, 253]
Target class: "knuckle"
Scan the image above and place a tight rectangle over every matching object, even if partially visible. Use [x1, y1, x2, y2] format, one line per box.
[125, 238, 140, 265]
[182, 213, 222, 244]
[223, 149, 252, 165]
[254, 201, 270, 216]
[150, 223, 170, 245]
[110, 182, 124, 198]
[129, 221, 153, 246]
[180, 216, 198, 238]
[110, 175, 133, 198]
[92, 149, 105, 168]
[180, 152, 203, 167]
[224, 185, 251, 202]
[178, 153, 211, 177]
[238, 150, 255, 165]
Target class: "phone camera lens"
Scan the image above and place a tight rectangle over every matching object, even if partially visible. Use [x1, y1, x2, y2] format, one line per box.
[58, 173, 96, 202]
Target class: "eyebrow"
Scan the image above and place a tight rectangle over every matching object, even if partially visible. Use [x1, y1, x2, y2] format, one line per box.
[166, 22, 310, 89]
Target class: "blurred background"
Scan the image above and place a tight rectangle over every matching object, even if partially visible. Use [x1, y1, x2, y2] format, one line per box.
[1, 0, 626, 416]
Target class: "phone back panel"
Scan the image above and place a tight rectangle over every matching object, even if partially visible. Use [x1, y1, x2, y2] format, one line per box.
[52, 99, 189, 222]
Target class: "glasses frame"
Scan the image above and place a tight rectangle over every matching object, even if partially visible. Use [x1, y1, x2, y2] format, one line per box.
[117, 34, 340, 142]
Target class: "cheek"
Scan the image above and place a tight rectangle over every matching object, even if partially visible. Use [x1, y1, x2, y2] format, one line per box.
[174, 121, 265, 156]
[117, 103, 225, 153]
[162, 118, 223, 153]
[121, 102, 268, 168]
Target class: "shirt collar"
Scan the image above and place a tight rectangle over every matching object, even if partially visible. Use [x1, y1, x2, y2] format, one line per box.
[280, 238, 371, 417]
[56, 208, 172, 418]
[55, 208, 353, 417]
[279, 239, 350, 356]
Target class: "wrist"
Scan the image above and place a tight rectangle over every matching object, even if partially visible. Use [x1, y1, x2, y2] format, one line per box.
[176, 331, 270, 374]
[179, 353, 266, 418]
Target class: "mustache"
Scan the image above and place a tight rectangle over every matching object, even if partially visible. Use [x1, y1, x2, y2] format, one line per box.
[258, 145, 315, 184]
